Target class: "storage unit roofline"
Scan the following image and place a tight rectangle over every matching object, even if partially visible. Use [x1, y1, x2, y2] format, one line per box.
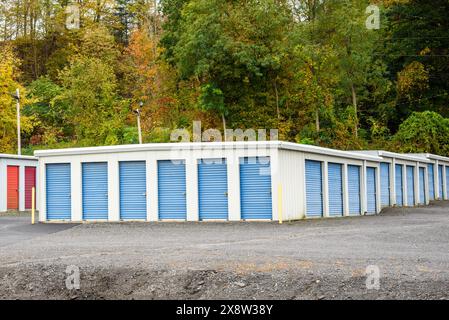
[34, 141, 383, 162]
[0, 154, 37, 161]
[351, 150, 433, 163]
[34, 141, 281, 157]
[409, 153, 449, 163]
[277, 142, 382, 161]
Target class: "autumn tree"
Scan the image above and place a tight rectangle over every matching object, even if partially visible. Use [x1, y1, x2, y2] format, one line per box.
[122, 27, 179, 133]
[0, 44, 36, 153]
[0, 0, 448, 154]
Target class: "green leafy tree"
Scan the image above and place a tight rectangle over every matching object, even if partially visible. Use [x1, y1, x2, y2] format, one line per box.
[384, 0, 449, 123]
[1, 0, 449, 155]
[160, 0, 190, 64]
[57, 56, 128, 146]
[25, 76, 69, 146]
[392, 111, 449, 155]
[163, 0, 294, 132]
[198, 83, 227, 136]
[289, 42, 339, 142]
[317, 0, 390, 138]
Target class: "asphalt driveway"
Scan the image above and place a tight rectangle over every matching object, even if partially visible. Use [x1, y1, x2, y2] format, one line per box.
[0, 215, 78, 247]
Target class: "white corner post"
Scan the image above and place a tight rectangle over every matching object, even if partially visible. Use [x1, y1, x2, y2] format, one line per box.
[147, 156, 158, 222]
[391, 158, 396, 206]
[443, 165, 449, 200]
[402, 164, 407, 206]
[376, 165, 381, 213]
[361, 160, 367, 214]
[18, 165, 25, 212]
[38, 160, 46, 222]
[323, 161, 329, 218]
[343, 163, 349, 217]
[186, 155, 199, 222]
[425, 165, 430, 205]
[414, 163, 419, 206]
[71, 158, 82, 222]
[108, 158, 120, 222]
[227, 152, 241, 221]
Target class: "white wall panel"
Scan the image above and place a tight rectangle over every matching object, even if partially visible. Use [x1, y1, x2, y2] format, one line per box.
[278, 149, 304, 220]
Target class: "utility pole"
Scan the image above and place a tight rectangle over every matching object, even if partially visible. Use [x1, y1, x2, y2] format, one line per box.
[135, 102, 143, 144]
[13, 89, 21, 155]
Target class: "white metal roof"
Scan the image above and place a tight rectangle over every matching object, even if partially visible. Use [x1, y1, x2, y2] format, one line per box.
[0, 153, 37, 161]
[351, 150, 433, 163]
[278, 142, 382, 161]
[409, 153, 449, 163]
[34, 141, 383, 161]
[34, 141, 279, 157]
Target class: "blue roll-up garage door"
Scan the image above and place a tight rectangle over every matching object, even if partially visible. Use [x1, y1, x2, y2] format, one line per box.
[446, 167, 449, 200]
[419, 167, 426, 205]
[428, 164, 435, 200]
[158, 160, 187, 220]
[406, 166, 415, 206]
[347, 165, 361, 216]
[198, 159, 228, 220]
[395, 164, 403, 206]
[46, 163, 71, 220]
[328, 163, 343, 217]
[82, 162, 108, 220]
[366, 167, 377, 215]
[119, 161, 147, 220]
[380, 163, 390, 208]
[438, 165, 444, 199]
[305, 160, 323, 217]
[240, 157, 272, 220]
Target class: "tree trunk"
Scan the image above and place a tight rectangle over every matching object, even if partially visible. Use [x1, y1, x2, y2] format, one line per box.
[23, 5, 27, 37]
[351, 83, 358, 138]
[15, 3, 20, 38]
[274, 79, 280, 120]
[315, 109, 320, 133]
[222, 113, 227, 141]
[3, 14, 7, 40]
[96, 0, 102, 22]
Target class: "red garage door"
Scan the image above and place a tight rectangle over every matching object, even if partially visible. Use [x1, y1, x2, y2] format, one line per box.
[25, 167, 36, 209]
[7, 166, 19, 210]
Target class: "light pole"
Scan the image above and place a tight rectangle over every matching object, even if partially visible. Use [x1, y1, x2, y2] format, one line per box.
[134, 102, 143, 144]
[11, 89, 21, 155]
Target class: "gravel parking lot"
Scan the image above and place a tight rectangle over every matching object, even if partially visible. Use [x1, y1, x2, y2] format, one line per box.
[1, 202, 448, 300]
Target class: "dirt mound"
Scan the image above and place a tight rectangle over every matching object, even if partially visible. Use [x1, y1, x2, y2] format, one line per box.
[1, 264, 447, 300]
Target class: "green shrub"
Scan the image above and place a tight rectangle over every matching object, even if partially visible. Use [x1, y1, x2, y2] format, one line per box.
[392, 111, 449, 156]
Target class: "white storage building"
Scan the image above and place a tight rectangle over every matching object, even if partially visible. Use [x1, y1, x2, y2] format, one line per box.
[0, 154, 38, 213]
[351, 151, 433, 208]
[410, 153, 449, 201]
[34, 141, 385, 222]
[34, 142, 449, 223]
